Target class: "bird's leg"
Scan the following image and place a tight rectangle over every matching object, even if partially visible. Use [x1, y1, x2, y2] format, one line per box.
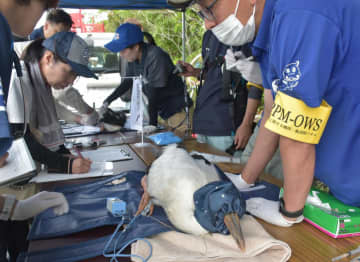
[135, 176, 154, 216]
[224, 213, 245, 251]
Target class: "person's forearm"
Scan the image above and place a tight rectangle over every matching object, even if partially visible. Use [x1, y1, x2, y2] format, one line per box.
[242, 89, 278, 183]
[240, 98, 260, 128]
[104, 79, 132, 105]
[23, 127, 71, 173]
[242, 115, 280, 183]
[281, 137, 315, 213]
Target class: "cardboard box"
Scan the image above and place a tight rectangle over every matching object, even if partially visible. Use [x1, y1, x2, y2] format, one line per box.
[303, 188, 360, 238]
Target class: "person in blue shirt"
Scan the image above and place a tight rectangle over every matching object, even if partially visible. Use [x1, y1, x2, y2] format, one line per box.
[0, 1, 69, 261]
[29, 8, 73, 41]
[169, 0, 360, 227]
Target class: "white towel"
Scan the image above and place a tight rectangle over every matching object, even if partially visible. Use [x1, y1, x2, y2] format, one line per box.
[131, 215, 291, 262]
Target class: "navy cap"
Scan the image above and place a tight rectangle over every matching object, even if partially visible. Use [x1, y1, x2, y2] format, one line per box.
[105, 23, 144, 53]
[42, 32, 97, 79]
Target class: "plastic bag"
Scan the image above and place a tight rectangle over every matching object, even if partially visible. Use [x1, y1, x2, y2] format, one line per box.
[148, 132, 182, 145]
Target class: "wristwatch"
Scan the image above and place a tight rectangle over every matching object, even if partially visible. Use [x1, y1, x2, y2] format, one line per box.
[279, 197, 304, 218]
[0, 195, 16, 221]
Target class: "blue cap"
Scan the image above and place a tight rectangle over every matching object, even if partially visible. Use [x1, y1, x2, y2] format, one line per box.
[42, 32, 97, 79]
[105, 23, 144, 53]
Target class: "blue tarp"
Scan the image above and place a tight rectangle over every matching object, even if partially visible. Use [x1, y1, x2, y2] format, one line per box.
[58, 0, 174, 10]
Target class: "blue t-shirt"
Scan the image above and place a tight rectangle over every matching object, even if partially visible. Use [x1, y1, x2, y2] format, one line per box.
[0, 12, 13, 155]
[253, 0, 360, 206]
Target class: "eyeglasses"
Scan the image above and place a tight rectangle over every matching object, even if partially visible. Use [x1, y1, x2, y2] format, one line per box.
[196, 0, 219, 21]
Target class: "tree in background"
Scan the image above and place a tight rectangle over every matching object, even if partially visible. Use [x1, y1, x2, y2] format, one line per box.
[104, 8, 205, 63]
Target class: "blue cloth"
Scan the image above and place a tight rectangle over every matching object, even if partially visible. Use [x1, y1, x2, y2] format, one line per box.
[148, 131, 182, 146]
[24, 171, 175, 262]
[29, 26, 44, 40]
[252, 0, 360, 206]
[193, 180, 279, 234]
[238, 181, 280, 201]
[0, 12, 13, 155]
[194, 181, 246, 234]
[28, 171, 174, 240]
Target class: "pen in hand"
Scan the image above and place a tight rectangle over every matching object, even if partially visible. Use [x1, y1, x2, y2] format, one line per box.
[72, 147, 92, 174]
[75, 147, 84, 159]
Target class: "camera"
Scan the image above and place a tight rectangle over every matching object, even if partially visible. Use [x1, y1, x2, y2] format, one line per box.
[173, 63, 186, 74]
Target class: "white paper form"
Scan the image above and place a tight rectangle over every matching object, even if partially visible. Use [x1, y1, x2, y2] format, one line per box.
[0, 138, 36, 186]
[80, 147, 132, 162]
[30, 161, 115, 183]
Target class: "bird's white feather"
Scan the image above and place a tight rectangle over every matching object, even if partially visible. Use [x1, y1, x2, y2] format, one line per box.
[147, 145, 220, 235]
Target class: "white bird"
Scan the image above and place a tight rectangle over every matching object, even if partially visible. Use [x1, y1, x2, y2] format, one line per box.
[137, 144, 245, 250]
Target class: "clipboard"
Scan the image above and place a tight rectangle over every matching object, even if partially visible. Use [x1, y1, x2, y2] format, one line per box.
[0, 138, 37, 187]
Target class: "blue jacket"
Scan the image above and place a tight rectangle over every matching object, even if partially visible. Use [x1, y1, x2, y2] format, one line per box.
[192, 31, 234, 136]
[0, 12, 13, 155]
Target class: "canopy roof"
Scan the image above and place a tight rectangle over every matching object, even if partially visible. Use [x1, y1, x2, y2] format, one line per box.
[58, 0, 174, 10]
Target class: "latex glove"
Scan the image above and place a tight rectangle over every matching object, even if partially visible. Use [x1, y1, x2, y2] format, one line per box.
[98, 102, 109, 119]
[11, 191, 69, 221]
[71, 157, 92, 174]
[225, 49, 263, 85]
[246, 197, 304, 227]
[224, 172, 254, 191]
[80, 111, 99, 126]
[225, 48, 245, 70]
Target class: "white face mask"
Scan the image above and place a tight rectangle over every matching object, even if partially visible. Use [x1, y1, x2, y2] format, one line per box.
[211, 0, 256, 46]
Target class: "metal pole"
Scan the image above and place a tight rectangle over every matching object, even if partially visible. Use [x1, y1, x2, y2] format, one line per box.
[181, 9, 191, 136]
[182, 9, 186, 62]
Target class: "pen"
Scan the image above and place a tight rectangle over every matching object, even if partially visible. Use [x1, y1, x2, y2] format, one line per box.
[332, 246, 360, 261]
[74, 147, 84, 159]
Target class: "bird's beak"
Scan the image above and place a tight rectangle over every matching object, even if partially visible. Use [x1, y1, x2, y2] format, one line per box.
[224, 213, 245, 251]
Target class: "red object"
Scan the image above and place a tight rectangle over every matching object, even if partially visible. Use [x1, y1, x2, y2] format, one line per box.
[70, 10, 105, 33]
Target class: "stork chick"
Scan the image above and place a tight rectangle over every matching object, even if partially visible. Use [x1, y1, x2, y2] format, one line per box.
[136, 144, 245, 250]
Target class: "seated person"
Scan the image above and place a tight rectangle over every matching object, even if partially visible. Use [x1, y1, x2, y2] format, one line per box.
[7, 32, 96, 174]
[100, 23, 188, 132]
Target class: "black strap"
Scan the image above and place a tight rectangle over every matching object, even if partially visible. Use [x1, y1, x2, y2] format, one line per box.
[279, 197, 304, 218]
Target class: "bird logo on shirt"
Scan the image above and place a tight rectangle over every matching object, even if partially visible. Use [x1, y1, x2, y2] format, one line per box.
[272, 60, 301, 93]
